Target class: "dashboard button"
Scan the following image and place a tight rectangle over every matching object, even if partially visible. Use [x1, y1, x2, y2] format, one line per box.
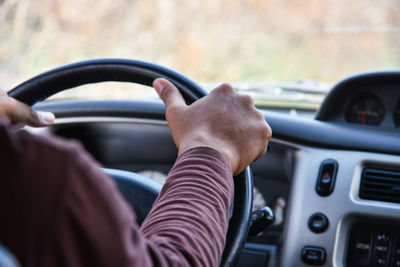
[302, 246, 326, 265]
[353, 243, 371, 266]
[316, 159, 338, 196]
[375, 245, 388, 253]
[391, 233, 400, 266]
[347, 224, 372, 266]
[372, 231, 391, 263]
[375, 232, 390, 243]
[395, 246, 400, 257]
[374, 257, 387, 265]
[308, 213, 329, 233]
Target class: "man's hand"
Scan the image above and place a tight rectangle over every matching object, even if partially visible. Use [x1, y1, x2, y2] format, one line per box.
[0, 88, 55, 127]
[153, 78, 271, 175]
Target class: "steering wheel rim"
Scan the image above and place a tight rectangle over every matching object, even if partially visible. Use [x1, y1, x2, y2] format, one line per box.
[9, 58, 253, 267]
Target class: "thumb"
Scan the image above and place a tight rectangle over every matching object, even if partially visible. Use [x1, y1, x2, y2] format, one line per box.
[153, 78, 186, 111]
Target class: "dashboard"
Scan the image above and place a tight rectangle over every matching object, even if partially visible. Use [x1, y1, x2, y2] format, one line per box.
[316, 71, 400, 130]
[31, 71, 400, 267]
[281, 71, 400, 267]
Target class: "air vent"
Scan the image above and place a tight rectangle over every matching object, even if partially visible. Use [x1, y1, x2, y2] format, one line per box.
[360, 168, 400, 204]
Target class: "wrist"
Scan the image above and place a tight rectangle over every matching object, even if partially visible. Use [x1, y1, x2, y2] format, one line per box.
[178, 139, 238, 174]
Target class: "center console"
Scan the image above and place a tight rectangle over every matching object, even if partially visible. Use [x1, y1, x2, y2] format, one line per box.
[347, 222, 400, 267]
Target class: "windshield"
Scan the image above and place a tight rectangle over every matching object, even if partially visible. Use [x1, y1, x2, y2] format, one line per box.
[1, 0, 399, 109]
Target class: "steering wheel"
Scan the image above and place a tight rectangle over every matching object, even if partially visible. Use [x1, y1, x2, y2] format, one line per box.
[8, 59, 253, 267]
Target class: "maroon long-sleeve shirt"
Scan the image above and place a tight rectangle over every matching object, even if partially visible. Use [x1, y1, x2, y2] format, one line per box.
[0, 122, 234, 267]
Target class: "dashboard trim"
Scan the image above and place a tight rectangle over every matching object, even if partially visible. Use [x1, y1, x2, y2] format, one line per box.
[32, 100, 400, 157]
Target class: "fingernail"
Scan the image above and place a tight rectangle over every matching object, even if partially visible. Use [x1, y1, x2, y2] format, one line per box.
[37, 111, 55, 125]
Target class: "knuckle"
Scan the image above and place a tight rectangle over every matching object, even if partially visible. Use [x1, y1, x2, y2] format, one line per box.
[29, 109, 39, 122]
[216, 83, 235, 94]
[240, 94, 253, 106]
[160, 86, 175, 101]
[4, 99, 17, 121]
[6, 98, 16, 113]
[263, 124, 272, 141]
[4, 99, 18, 120]
[255, 109, 264, 120]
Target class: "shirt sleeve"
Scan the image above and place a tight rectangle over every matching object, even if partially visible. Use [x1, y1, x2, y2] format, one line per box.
[0, 122, 234, 267]
[141, 147, 234, 267]
[45, 145, 234, 267]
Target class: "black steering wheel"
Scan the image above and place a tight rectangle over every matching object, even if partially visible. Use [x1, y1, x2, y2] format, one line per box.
[8, 59, 253, 267]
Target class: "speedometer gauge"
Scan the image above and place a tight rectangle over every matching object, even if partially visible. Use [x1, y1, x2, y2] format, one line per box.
[345, 93, 385, 126]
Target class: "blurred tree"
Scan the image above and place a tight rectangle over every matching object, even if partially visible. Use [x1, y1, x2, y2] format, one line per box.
[0, 0, 399, 90]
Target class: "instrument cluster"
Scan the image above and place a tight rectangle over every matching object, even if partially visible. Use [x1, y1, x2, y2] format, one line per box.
[343, 91, 400, 128]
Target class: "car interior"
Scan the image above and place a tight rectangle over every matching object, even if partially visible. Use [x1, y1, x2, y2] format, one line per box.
[1, 1, 400, 267]
[4, 59, 398, 267]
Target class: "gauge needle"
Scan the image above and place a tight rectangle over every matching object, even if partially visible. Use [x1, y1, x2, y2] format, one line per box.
[361, 111, 366, 125]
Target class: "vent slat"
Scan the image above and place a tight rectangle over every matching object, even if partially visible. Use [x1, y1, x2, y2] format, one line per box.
[360, 188, 400, 196]
[363, 174, 400, 183]
[362, 181, 400, 189]
[361, 190, 400, 196]
[360, 168, 400, 204]
[364, 169, 400, 179]
[359, 194, 400, 203]
[360, 192, 400, 199]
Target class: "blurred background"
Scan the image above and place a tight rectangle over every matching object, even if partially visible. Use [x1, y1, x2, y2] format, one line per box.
[0, 0, 399, 99]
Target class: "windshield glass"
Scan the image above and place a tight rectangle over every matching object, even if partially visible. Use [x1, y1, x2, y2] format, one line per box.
[1, 0, 399, 109]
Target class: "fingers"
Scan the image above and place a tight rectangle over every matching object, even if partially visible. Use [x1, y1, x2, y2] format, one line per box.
[7, 98, 55, 127]
[153, 78, 187, 112]
[255, 122, 272, 161]
[35, 111, 56, 126]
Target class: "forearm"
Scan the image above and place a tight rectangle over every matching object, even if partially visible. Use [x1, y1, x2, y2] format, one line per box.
[140, 147, 234, 267]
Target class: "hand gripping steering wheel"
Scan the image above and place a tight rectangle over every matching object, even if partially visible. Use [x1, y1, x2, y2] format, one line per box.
[8, 59, 253, 267]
